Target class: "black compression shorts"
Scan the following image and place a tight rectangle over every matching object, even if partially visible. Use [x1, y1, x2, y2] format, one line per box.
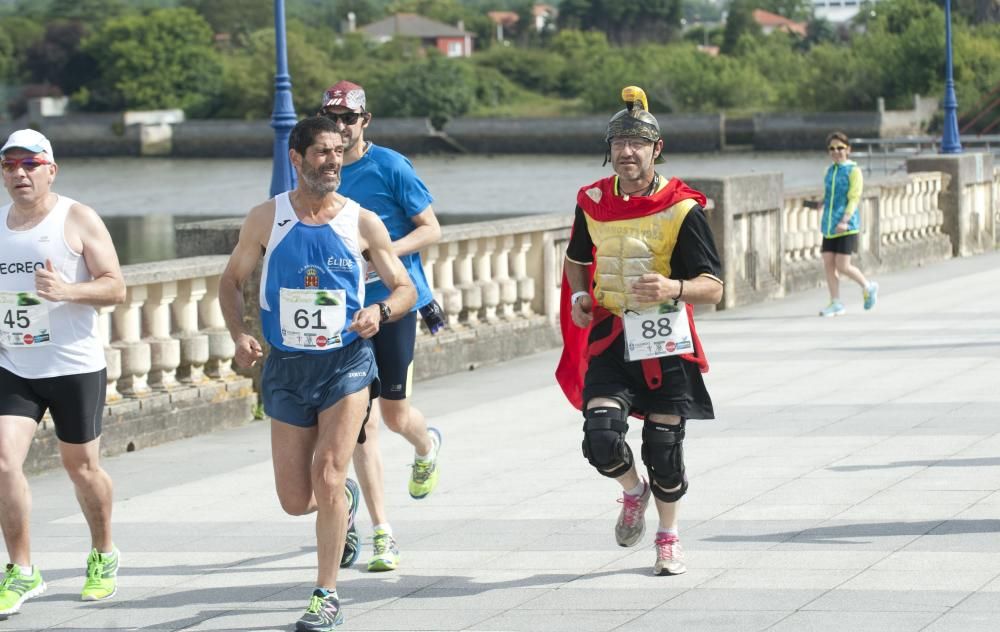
[0, 366, 107, 444]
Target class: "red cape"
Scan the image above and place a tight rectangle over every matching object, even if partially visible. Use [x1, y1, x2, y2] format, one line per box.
[555, 176, 710, 410]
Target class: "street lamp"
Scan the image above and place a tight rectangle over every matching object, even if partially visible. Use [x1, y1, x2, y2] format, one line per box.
[269, 0, 297, 197]
[940, 0, 962, 153]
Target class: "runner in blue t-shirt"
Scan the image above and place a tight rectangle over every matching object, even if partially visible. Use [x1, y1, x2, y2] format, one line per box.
[318, 81, 443, 573]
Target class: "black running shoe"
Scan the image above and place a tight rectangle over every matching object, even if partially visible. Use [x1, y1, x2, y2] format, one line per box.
[295, 589, 344, 631]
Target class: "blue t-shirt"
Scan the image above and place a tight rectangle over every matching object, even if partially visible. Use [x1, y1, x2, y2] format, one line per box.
[339, 143, 434, 310]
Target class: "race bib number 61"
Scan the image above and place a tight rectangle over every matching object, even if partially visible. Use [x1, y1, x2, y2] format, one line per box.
[0, 291, 52, 347]
[622, 301, 692, 362]
[279, 288, 347, 350]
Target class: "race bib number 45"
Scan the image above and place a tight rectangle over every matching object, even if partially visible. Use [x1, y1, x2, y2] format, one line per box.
[279, 288, 346, 350]
[622, 301, 692, 362]
[0, 291, 52, 347]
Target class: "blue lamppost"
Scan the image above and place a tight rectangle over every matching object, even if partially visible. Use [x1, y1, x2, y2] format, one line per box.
[269, 0, 297, 197]
[940, 0, 962, 153]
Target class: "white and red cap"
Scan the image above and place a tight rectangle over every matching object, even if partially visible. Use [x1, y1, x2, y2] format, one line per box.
[1, 129, 54, 161]
[321, 80, 366, 112]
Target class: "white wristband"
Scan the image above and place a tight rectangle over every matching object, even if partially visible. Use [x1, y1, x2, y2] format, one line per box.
[571, 291, 589, 305]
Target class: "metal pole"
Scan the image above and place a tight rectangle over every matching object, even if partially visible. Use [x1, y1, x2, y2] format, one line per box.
[269, 0, 297, 197]
[940, 0, 962, 153]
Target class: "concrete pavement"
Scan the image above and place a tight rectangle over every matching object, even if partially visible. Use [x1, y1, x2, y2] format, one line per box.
[4, 250, 1000, 631]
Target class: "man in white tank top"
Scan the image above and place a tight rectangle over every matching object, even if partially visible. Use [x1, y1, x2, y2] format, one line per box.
[220, 116, 415, 632]
[0, 130, 126, 617]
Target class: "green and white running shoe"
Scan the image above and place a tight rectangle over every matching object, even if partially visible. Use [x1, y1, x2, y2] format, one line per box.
[0, 563, 46, 615]
[409, 427, 442, 499]
[340, 478, 361, 568]
[81, 547, 119, 601]
[367, 528, 400, 572]
[295, 588, 344, 631]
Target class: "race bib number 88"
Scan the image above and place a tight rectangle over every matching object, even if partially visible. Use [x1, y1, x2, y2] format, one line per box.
[622, 301, 692, 362]
[279, 288, 347, 350]
[0, 291, 52, 347]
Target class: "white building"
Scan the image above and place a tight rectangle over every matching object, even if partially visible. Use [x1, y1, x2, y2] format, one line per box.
[811, 0, 879, 24]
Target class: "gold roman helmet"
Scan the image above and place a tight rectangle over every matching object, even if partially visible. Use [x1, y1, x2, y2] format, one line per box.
[603, 86, 663, 165]
[605, 86, 661, 144]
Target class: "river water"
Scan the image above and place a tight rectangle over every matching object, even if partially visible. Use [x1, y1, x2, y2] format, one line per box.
[4, 152, 901, 264]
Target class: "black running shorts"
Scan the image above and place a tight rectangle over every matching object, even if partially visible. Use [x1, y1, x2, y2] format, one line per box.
[371, 311, 417, 401]
[582, 319, 714, 420]
[0, 366, 107, 444]
[821, 234, 858, 255]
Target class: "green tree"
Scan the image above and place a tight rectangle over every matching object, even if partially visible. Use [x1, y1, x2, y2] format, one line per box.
[802, 16, 838, 50]
[45, 0, 129, 25]
[721, 0, 760, 54]
[81, 8, 223, 115]
[0, 29, 12, 82]
[179, 0, 271, 37]
[474, 47, 566, 95]
[379, 54, 475, 129]
[0, 16, 44, 82]
[25, 21, 98, 95]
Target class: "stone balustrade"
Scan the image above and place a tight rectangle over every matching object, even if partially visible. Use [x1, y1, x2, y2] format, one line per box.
[420, 214, 571, 331]
[783, 172, 947, 267]
[104, 256, 233, 402]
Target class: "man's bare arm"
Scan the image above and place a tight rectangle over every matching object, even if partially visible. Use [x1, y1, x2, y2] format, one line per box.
[36, 203, 125, 306]
[220, 202, 272, 345]
[391, 205, 441, 257]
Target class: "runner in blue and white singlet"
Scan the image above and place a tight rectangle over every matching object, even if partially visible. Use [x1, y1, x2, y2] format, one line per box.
[220, 116, 417, 632]
[259, 191, 366, 353]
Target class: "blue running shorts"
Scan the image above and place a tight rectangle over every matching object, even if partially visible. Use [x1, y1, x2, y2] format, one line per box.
[262, 338, 379, 427]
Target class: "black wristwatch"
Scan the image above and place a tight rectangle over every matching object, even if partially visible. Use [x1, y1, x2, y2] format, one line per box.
[377, 302, 391, 323]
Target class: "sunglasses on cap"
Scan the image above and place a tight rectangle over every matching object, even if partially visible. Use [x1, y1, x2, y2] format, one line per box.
[1, 156, 51, 173]
[320, 110, 364, 125]
[828, 145, 849, 151]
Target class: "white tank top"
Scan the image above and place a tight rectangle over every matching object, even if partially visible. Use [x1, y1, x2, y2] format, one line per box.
[0, 195, 106, 378]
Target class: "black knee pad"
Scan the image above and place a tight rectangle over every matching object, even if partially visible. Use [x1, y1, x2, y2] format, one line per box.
[582, 406, 633, 478]
[641, 420, 688, 503]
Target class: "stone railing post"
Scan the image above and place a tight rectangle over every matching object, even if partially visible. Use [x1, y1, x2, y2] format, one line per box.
[435, 242, 462, 328]
[173, 278, 210, 384]
[492, 235, 517, 319]
[476, 238, 500, 323]
[143, 281, 181, 390]
[512, 233, 535, 316]
[542, 229, 570, 324]
[908, 153, 996, 256]
[99, 307, 122, 402]
[456, 241, 482, 325]
[200, 275, 235, 379]
[111, 286, 152, 397]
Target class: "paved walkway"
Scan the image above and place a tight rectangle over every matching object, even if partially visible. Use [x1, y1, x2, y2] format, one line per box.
[4, 251, 1000, 632]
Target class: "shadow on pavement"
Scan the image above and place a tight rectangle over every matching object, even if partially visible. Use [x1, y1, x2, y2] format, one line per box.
[703, 519, 1000, 545]
[828, 457, 1000, 471]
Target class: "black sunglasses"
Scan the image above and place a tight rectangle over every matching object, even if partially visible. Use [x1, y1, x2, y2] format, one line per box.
[321, 111, 364, 125]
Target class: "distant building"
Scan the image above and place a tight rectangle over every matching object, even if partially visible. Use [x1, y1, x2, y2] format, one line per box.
[360, 13, 474, 58]
[752, 8, 807, 37]
[486, 3, 558, 41]
[811, 0, 878, 23]
[531, 3, 558, 32]
[487, 10, 519, 41]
